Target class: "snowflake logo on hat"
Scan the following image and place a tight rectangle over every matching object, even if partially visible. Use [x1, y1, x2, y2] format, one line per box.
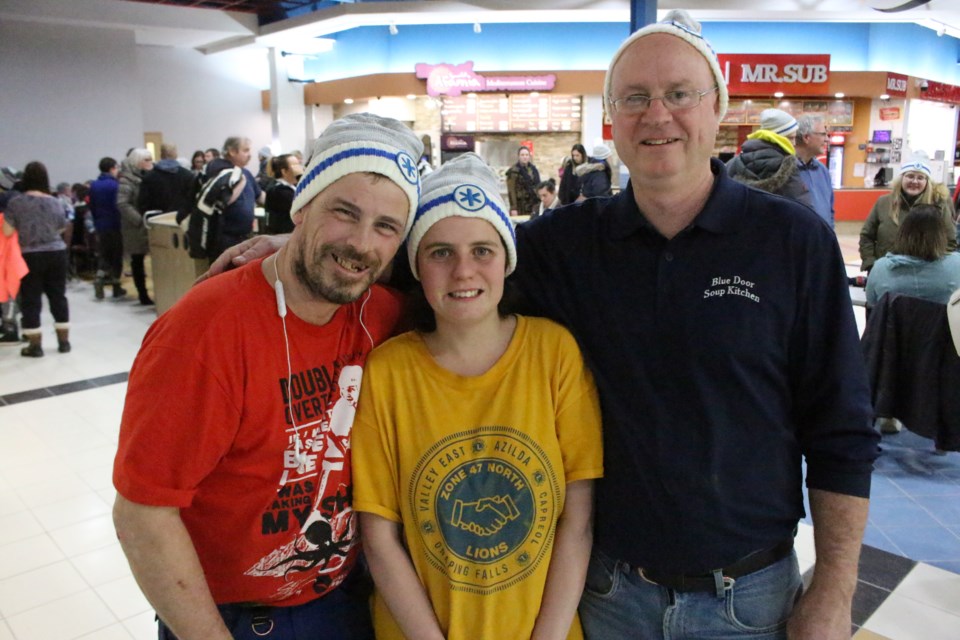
[454, 184, 486, 212]
[396, 152, 418, 184]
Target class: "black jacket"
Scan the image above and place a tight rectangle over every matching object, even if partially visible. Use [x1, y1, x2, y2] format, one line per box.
[139, 159, 197, 223]
[726, 139, 812, 208]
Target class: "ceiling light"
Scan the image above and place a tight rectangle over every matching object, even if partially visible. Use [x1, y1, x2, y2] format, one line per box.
[835, 92, 845, 98]
[473, 23, 482, 34]
[344, 98, 354, 104]
[406, 94, 417, 100]
[388, 23, 398, 35]
[879, 94, 890, 100]
[774, 91, 784, 98]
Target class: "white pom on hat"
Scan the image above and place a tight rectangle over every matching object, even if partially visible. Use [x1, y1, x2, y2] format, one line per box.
[900, 152, 932, 179]
[604, 9, 728, 120]
[407, 152, 516, 281]
[759, 109, 798, 137]
[592, 144, 612, 160]
[291, 113, 424, 236]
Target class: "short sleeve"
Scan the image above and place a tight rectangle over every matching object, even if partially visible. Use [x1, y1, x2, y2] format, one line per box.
[352, 357, 403, 523]
[554, 328, 604, 484]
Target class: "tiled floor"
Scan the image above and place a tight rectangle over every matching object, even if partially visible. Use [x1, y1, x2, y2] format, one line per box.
[1, 239, 960, 639]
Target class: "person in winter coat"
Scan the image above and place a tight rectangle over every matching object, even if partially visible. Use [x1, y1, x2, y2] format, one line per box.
[558, 143, 587, 205]
[118, 148, 154, 305]
[139, 143, 196, 225]
[88, 157, 125, 300]
[575, 144, 614, 199]
[859, 155, 956, 272]
[263, 153, 303, 235]
[865, 204, 960, 308]
[726, 109, 812, 207]
[506, 146, 540, 216]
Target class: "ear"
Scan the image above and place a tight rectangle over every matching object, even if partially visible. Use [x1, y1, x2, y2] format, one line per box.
[291, 208, 305, 227]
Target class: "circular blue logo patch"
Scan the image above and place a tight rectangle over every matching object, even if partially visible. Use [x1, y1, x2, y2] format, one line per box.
[453, 184, 487, 212]
[395, 152, 419, 184]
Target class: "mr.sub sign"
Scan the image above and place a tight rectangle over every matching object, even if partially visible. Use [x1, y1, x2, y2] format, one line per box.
[719, 54, 830, 96]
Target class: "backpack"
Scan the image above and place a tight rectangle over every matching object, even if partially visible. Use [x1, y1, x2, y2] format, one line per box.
[186, 167, 244, 259]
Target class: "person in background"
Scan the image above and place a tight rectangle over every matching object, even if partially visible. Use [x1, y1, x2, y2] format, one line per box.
[118, 148, 154, 305]
[795, 115, 835, 228]
[353, 153, 602, 640]
[506, 146, 540, 217]
[55, 182, 76, 221]
[263, 153, 303, 235]
[575, 144, 614, 199]
[203, 148, 220, 165]
[190, 150, 206, 175]
[204, 136, 264, 259]
[140, 143, 197, 226]
[865, 204, 960, 308]
[726, 108, 812, 207]
[257, 146, 275, 192]
[859, 154, 956, 272]
[88, 157, 125, 300]
[558, 143, 588, 205]
[534, 178, 560, 218]
[2, 161, 71, 356]
[112, 113, 423, 640]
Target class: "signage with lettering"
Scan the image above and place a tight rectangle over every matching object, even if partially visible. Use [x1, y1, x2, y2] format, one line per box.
[923, 80, 960, 106]
[885, 73, 908, 97]
[440, 94, 581, 133]
[879, 107, 901, 121]
[718, 54, 830, 96]
[440, 134, 475, 152]
[416, 61, 556, 97]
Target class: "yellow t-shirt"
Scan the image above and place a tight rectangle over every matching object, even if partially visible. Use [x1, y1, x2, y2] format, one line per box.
[353, 315, 603, 640]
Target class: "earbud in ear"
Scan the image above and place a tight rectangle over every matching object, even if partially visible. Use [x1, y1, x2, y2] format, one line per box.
[275, 279, 286, 318]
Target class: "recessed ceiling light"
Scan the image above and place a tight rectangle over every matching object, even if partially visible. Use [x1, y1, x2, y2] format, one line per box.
[344, 98, 354, 104]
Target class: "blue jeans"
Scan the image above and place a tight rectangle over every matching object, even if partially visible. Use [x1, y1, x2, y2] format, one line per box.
[157, 581, 374, 640]
[579, 549, 802, 640]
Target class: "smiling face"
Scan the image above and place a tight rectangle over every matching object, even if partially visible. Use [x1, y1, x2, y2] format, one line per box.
[901, 171, 928, 197]
[417, 216, 507, 330]
[290, 172, 409, 305]
[609, 33, 719, 189]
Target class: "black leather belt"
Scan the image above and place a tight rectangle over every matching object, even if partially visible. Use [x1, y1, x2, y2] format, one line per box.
[636, 539, 794, 593]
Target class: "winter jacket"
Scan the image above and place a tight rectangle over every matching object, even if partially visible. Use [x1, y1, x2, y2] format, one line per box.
[88, 173, 121, 233]
[118, 159, 148, 255]
[575, 160, 613, 199]
[726, 134, 812, 207]
[506, 162, 540, 216]
[862, 292, 960, 451]
[139, 159, 196, 222]
[558, 159, 582, 205]
[858, 192, 956, 271]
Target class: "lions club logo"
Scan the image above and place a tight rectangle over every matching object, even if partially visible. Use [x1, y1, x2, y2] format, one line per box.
[409, 427, 559, 593]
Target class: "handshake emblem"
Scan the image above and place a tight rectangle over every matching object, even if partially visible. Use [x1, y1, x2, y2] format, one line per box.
[450, 495, 520, 536]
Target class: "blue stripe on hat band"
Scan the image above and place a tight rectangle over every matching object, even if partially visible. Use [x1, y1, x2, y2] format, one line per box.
[294, 147, 420, 200]
[415, 190, 516, 243]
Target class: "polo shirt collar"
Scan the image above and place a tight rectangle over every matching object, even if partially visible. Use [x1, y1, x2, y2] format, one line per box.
[609, 157, 746, 239]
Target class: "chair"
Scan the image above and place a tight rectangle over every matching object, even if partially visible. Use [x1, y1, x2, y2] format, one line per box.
[861, 292, 960, 451]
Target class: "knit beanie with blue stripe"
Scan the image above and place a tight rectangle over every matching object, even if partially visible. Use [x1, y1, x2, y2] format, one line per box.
[290, 113, 424, 236]
[406, 152, 517, 280]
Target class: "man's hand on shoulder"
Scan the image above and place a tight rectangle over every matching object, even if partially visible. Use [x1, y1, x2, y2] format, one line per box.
[196, 234, 290, 284]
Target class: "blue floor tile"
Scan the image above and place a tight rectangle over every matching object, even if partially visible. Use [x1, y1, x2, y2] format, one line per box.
[882, 525, 960, 563]
[887, 471, 960, 497]
[913, 495, 960, 526]
[868, 496, 942, 528]
[862, 527, 905, 557]
[869, 474, 907, 499]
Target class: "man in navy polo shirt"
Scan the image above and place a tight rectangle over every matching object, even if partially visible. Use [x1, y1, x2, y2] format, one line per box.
[515, 10, 876, 640]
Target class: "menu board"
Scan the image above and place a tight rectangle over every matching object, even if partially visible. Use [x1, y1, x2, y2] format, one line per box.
[441, 94, 581, 133]
[722, 99, 854, 127]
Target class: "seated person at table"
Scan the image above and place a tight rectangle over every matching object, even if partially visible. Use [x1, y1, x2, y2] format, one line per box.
[866, 204, 960, 308]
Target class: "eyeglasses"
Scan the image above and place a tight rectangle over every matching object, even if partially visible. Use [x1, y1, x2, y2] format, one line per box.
[610, 86, 719, 115]
[902, 173, 928, 182]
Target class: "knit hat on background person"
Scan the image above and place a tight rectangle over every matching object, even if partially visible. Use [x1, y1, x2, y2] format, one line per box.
[406, 152, 516, 280]
[592, 144, 612, 160]
[291, 113, 424, 235]
[900, 152, 932, 179]
[258, 146, 272, 159]
[758, 109, 798, 137]
[604, 9, 729, 120]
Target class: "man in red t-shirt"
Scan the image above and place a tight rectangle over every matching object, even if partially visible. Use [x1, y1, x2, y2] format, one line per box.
[113, 113, 423, 640]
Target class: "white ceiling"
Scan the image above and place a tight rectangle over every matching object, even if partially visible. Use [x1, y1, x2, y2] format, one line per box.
[1, 0, 958, 52]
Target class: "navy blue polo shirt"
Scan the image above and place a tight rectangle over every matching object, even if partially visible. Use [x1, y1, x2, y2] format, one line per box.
[513, 159, 877, 574]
